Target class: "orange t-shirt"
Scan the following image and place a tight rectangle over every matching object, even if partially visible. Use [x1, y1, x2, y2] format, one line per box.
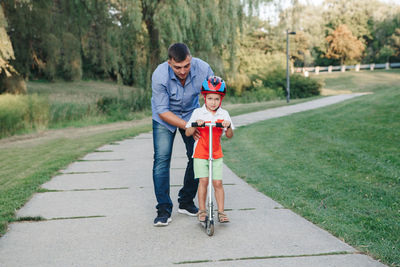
[193, 119, 224, 159]
[186, 105, 234, 160]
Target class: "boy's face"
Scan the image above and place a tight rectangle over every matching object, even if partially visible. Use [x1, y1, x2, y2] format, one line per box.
[205, 93, 222, 111]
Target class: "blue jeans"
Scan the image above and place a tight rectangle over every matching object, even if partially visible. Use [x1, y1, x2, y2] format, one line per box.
[152, 120, 198, 214]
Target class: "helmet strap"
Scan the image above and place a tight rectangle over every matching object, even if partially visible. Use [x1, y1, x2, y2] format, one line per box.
[203, 94, 224, 111]
[218, 96, 224, 108]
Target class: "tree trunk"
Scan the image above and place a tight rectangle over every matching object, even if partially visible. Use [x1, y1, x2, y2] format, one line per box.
[141, 0, 161, 73]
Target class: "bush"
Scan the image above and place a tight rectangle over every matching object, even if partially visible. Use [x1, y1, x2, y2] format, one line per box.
[227, 78, 284, 103]
[0, 94, 49, 138]
[27, 94, 49, 130]
[0, 94, 27, 137]
[0, 75, 27, 94]
[226, 68, 320, 102]
[96, 87, 151, 119]
[49, 102, 93, 125]
[289, 74, 321, 98]
[226, 52, 286, 95]
[259, 69, 321, 99]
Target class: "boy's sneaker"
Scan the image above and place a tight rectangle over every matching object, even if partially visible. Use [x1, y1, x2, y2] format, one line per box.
[178, 203, 198, 217]
[153, 210, 172, 227]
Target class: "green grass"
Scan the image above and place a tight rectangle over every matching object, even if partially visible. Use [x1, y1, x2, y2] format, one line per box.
[0, 124, 151, 236]
[223, 96, 322, 117]
[27, 80, 151, 129]
[1, 70, 399, 264]
[223, 75, 400, 265]
[27, 80, 133, 102]
[312, 69, 400, 93]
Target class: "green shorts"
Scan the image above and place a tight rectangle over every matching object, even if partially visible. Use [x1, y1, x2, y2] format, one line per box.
[193, 158, 223, 180]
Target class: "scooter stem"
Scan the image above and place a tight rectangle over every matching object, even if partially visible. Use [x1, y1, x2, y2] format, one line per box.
[208, 123, 214, 221]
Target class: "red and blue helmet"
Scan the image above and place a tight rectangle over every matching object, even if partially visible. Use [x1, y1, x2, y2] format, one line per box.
[201, 76, 226, 97]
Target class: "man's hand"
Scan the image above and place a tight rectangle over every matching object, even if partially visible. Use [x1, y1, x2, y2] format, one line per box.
[193, 128, 201, 140]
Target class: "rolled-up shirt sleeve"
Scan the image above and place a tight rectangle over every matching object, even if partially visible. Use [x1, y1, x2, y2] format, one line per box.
[152, 78, 170, 115]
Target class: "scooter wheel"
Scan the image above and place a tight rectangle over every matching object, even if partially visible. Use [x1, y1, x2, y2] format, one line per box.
[206, 220, 214, 236]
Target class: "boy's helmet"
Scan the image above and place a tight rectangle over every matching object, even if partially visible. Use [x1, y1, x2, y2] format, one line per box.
[201, 76, 226, 96]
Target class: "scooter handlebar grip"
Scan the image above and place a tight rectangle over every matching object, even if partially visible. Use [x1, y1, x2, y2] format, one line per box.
[191, 122, 201, 127]
[215, 122, 224, 128]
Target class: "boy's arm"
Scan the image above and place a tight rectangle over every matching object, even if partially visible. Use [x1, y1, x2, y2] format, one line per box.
[225, 123, 234, 138]
[222, 110, 234, 139]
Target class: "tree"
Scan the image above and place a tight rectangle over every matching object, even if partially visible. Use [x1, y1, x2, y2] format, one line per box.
[389, 28, 400, 58]
[325, 24, 365, 65]
[274, 1, 326, 66]
[2, 0, 272, 88]
[3, 0, 53, 79]
[377, 45, 394, 62]
[323, 0, 375, 41]
[0, 3, 27, 94]
[292, 31, 311, 67]
[0, 4, 16, 78]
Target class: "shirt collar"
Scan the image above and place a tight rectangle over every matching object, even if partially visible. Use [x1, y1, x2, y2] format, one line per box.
[200, 104, 223, 115]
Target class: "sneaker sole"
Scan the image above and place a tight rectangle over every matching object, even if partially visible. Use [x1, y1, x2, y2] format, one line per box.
[178, 208, 198, 217]
[153, 218, 172, 227]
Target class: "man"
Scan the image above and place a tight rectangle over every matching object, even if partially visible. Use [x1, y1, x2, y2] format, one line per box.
[151, 43, 214, 226]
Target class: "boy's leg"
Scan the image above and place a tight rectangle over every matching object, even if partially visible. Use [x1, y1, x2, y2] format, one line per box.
[198, 178, 208, 212]
[213, 180, 225, 212]
[152, 120, 175, 220]
[211, 158, 229, 222]
[177, 129, 199, 215]
[197, 177, 208, 221]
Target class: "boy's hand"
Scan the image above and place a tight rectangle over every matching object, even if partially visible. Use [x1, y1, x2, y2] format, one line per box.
[196, 119, 205, 126]
[222, 120, 231, 130]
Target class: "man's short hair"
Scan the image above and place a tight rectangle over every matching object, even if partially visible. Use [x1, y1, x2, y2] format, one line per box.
[168, 43, 191, 62]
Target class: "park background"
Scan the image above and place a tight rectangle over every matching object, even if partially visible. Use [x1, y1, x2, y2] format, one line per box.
[1, 0, 400, 135]
[0, 0, 399, 266]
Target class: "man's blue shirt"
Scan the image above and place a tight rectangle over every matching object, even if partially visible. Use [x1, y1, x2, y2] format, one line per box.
[151, 57, 214, 132]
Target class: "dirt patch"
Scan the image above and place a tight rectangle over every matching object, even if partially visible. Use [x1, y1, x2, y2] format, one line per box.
[320, 88, 353, 95]
[0, 117, 152, 149]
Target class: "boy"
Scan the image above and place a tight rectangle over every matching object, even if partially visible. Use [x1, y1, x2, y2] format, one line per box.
[185, 76, 234, 223]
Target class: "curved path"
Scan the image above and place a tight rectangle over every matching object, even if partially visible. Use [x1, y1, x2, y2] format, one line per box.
[0, 93, 385, 266]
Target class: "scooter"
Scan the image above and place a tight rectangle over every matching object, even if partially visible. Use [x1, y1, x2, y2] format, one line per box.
[191, 121, 224, 236]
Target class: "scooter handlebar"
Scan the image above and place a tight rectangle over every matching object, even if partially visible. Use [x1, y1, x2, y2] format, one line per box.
[191, 122, 201, 127]
[191, 122, 224, 128]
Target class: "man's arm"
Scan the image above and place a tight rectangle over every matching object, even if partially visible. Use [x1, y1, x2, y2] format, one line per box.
[159, 111, 187, 130]
[158, 108, 200, 139]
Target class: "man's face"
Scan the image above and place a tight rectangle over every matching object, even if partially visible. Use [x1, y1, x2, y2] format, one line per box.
[168, 55, 192, 81]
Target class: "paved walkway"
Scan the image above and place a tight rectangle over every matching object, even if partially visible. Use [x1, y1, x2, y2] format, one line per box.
[0, 94, 386, 266]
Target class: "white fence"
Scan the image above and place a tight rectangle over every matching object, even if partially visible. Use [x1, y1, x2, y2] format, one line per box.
[295, 62, 400, 76]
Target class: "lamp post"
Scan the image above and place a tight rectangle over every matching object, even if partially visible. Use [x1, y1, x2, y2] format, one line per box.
[286, 30, 296, 103]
